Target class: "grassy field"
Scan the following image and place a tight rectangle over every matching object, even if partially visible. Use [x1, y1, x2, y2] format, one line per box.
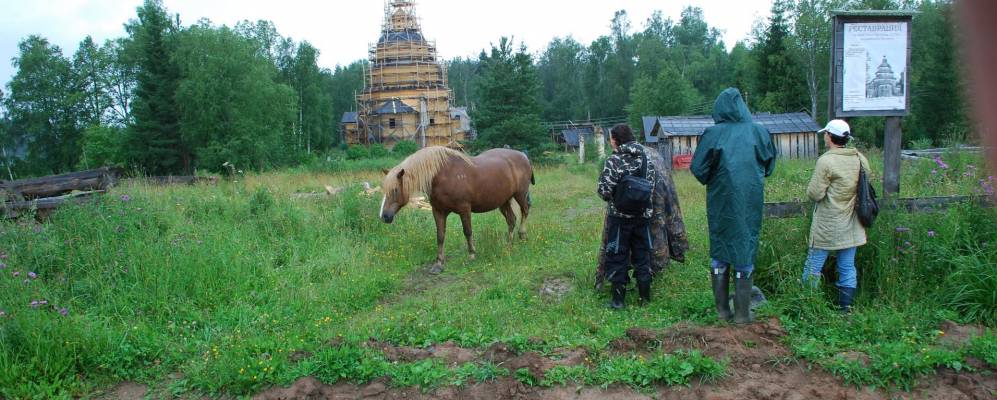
[0, 150, 994, 398]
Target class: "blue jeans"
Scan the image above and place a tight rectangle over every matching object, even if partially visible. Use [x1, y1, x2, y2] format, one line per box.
[802, 247, 857, 289]
[711, 259, 754, 278]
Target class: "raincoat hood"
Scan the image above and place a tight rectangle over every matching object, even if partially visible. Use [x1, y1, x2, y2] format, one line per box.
[712, 87, 753, 124]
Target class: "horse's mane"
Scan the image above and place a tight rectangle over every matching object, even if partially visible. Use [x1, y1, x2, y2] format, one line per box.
[386, 146, 472, 197]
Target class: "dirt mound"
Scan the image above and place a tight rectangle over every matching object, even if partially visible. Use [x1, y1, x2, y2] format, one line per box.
[368, 340, 479, 367]
[252, 320, 995, 400]
[99, 382, 149, 400]
[938, 320, 988, 347]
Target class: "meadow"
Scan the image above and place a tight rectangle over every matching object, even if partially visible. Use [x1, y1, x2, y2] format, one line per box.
[0, 149, 994, 399]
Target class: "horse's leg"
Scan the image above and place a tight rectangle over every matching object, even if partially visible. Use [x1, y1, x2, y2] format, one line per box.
[458, 210, 476, 260]
[499, 201, 516, 242]
[431, 208, 448, 273]
[514, 192, 530, 240]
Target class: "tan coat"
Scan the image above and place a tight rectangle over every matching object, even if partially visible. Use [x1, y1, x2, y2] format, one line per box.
[807, 148, 870, 250]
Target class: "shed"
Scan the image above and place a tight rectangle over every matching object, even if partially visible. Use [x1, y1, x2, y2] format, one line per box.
[648, 112, 821, 160]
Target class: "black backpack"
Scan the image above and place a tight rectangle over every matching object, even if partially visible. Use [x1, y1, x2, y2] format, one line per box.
[613, 150, 653, 215]
[855, 157, 879, 228]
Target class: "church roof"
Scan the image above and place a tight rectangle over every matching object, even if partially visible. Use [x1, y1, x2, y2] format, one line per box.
[373, 99, 416, 115]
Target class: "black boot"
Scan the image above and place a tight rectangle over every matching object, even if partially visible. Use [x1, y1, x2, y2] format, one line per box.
[609, 283, 626, 310]
[637, 281, 651, 307]
[838, 286, 856, 313]
[733, 271, 755, 324]
[711, 267, 733, 322]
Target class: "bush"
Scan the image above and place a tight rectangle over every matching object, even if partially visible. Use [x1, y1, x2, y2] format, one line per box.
[346, 145, 370, 160]
[392, 140, 419, 157]
[369, 144, 389, 158]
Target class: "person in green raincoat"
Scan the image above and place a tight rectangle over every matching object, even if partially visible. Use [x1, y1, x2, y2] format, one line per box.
[691, 88, 777, 324]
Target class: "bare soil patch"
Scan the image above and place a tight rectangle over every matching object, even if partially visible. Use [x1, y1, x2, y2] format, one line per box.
[254, 319, 995, 399]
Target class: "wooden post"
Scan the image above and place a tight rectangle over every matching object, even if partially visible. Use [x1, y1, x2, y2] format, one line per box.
[578, 132, 586, 164]
[883, 117, 903, 198]
[595, 127, 606, 159]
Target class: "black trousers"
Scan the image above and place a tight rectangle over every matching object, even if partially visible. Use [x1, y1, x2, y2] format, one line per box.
[604, 215, 653, 286]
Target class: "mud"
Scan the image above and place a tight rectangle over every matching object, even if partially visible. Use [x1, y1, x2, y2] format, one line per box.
[938, 320, 987, 347]
[113, 319, 997, 400]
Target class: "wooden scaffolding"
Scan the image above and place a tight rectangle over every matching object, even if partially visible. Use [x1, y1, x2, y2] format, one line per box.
[346, 0, 466, 148]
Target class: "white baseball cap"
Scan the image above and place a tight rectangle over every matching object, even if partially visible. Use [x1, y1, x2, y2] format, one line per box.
[819, 119, 851, 137]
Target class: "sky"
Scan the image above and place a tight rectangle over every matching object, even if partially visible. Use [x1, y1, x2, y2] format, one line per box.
[0, 0, 775, 89]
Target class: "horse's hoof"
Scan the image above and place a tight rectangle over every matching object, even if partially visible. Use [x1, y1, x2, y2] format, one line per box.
[428, 263, 444, 275]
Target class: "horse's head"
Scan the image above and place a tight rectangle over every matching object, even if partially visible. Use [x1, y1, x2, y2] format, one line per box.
[379, 168, 408, 223]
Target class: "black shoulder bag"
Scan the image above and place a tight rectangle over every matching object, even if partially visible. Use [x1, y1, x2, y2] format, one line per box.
[613, 151, 653, 215]
[855, 157, 879, 228]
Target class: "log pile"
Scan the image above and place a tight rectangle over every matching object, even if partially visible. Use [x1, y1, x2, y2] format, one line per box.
[1, 168, 218, 219]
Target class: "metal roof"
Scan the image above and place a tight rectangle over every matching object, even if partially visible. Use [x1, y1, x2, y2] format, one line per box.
[649, 112, 821, 138]
[374, 99, 416, 115]
[561, 126, 595, 147]
[341, 112, 358, 124]
[379, 30, 425, 43]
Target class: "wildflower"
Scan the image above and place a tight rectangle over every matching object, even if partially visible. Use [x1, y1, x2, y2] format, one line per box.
[931, 169, 938, 175]
[12, 271, 20, 277]
[933, 155, 949, 170]
[30, 301, 39, 308]
[120, 195, 131, 202]
[59, 308, 68, 316]
[0, 310, 5, 317]
[895, 227, 910, 233]
[0, 263, 5, 269]
[39, 300, 47, 305]
[0, 253, 6, 259]
[23, 279, 30, 284]
[28, 271, 37, 279]
[927, 231, 936, 238]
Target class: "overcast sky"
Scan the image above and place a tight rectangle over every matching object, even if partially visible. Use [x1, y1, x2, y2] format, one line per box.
[1, 0, 775, 90]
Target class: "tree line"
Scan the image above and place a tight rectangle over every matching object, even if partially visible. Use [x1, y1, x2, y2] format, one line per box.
[0, 0, 965, 177]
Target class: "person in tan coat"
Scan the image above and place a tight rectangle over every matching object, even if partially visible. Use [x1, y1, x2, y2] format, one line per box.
[802, 119, 870, 312]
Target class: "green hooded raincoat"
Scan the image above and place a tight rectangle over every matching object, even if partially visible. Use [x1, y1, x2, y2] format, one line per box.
[691, 88, 777, 266]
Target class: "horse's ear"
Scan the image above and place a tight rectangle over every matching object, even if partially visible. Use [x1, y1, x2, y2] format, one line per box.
[397, 169, 405, 180]
[381, 168, 390, 175]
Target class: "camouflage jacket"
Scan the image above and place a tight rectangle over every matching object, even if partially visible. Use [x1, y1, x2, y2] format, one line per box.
[597, 142, 656, 219]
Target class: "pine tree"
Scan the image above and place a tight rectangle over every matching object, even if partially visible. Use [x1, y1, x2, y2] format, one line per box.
[471, 38, 546, 153]
[127, 0, 185, 174]
[753, 0, 807, 113]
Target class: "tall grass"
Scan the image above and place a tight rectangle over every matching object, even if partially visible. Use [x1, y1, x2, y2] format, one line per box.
[0, 152, 992, 397]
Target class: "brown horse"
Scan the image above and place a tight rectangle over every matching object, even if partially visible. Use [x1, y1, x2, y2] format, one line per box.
[380, 146, 534, 272]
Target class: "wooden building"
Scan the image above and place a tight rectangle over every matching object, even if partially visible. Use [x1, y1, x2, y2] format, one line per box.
[645, 112, 821, 160]
[343, 0, 468, 148]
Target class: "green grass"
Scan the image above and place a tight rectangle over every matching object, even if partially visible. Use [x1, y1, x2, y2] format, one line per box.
[0, 150, 993, 398]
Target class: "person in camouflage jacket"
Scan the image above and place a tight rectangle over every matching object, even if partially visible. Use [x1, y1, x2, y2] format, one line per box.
[595, 137, 688, 294]
[597, 124, 682, 309]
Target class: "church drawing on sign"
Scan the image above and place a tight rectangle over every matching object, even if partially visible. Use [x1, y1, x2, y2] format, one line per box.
[866, 55, 905, 99]
[341, 0, 470, 149]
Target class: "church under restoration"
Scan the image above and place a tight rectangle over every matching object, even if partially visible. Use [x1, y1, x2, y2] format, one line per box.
[341, 0, 469, 148]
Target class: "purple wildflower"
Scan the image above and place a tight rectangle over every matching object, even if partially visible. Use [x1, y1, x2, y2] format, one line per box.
[120, 195, 131, 202]
[931, 169, 938, 175]
[0, 253, 6, 259]
[30, 301, 39, 308]
[27, 271, 37, 279]
[39, 300, 47, 305]
[58, 308, 68, 316]
[933, 155, 949, 170]
[928, 231, 936, 238]
[895, 227, 911, 233]
[0, 263, 5, 269]
[12, 271, 19, 277]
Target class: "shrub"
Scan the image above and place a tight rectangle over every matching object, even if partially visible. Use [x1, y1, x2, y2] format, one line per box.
[346, 145, 370, 160]
[392, 140, 419, 157]
[369, 144, 389, 158]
